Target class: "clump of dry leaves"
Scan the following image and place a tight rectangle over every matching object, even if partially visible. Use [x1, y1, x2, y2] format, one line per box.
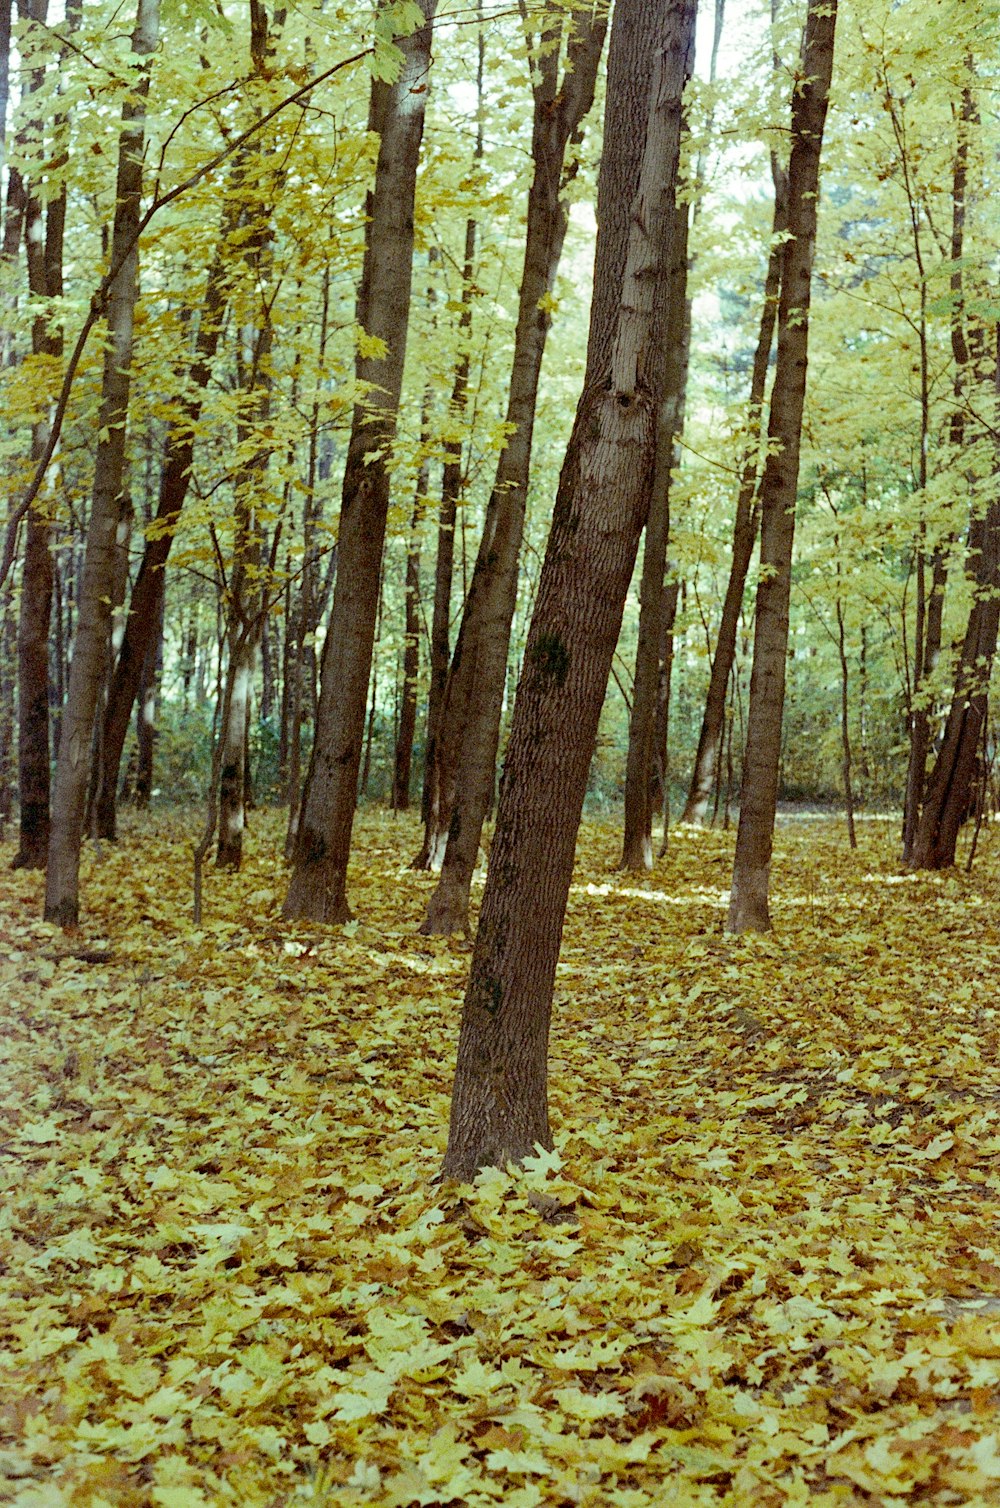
[2, 810, 999, 1506]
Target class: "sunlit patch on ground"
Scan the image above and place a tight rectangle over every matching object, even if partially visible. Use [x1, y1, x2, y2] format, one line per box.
[2, 811, 1000, 1505]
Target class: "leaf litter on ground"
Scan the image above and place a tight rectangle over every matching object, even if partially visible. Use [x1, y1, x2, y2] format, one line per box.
[2, 809, 1000, 1506]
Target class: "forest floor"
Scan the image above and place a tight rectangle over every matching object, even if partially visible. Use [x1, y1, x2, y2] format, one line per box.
[2, 809, 1000, 1507]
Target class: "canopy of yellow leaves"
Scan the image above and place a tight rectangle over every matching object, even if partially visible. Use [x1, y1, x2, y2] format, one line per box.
[2, 812, 1000, 1506]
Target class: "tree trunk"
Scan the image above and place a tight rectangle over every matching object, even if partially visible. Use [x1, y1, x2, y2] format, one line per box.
[909, 334, 1000, 870]
[654, 577, 680, 853]
[416, 227, 480, 866]
[902, 79, 975, 861]
[442, 0, 696, 1179]
[44, 0, 159, 925]
[11, 0, 60, 870]
[93, 147, 250, 840]
[682, 155, 788, 824]
[392, 460, 426, 810]
[133, 568, 164, 808]
[621, 197, 690, 871]
[727, 0, 838, 933]
[419, 3, 607, 930]
[284, 0, 436, 923]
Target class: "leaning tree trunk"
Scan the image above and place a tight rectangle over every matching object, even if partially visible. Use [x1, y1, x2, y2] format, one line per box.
[442, 0, 696, 1180]
[726, 0, 837, 934]
[902, 79, 975, 862]
[419, 2, 607, 932]
[44, 0, 159, 925]
[682, 149, 788, 825]
[909, 333, 1000, 870]
[621, 197, 689, 871]
[284, 0, 436, 923]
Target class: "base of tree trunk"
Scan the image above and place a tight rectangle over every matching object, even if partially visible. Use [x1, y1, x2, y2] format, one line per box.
[411, 827, 448, 873]
[727, 865, 772, 933]
[282, 861, 354, 925]
[620, 833, 653, 871]
[441, 1119, 552, 1184]
[44, 896, 79, 929]
[215, 840, 243, 871]
[419, 876, 470, 936]
[680, 795, 710, 825]
[11, 815, 48, 870]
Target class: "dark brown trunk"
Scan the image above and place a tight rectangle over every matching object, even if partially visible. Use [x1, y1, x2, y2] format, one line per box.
[442, 0, 695, 1179]
[416, 218, 480, 867]
[419, 3, 607, 930]
[909, 331, 1000, 870]
[93, 152, 248, 840]
[727, 0, 838, 932]
[11, 0, 59, 870]
[902, 79, 976, 858]
[621, 198, 689, 871]
[284, 0, 436, 922]
[44, 0, 159, 924]
[133, 571, 163, 808]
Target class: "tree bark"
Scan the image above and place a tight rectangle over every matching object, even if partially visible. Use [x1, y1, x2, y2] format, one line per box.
[44, 0, 159, 925]
[902, 78, 975, 861]
[133, 573, 163, 808]
[392, 459, 426, 810]
[419, 2, 607, 930]
[442, 0, 696, 1179]
[94, 141, 253, 840]
[284, 0, 436, 923]
[727, 0, 838, 933]
[621, 197, 690, 870]
[908, 331, 1000, 870]
[11, 0, 60, 870]
[682, 155, 788, 824]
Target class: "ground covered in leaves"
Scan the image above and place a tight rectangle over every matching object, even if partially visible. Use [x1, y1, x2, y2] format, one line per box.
[2, 810, 1000, 1507]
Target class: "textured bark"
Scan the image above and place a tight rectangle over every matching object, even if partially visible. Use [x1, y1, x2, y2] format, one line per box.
[133, 576, 163, 808]
[94, 159, 246, 840]
[285, 269, 330, 852]
[727, 0, 837, 933]
[653, 577, 680, 850]
[902, 81, 975, 861]
[621, 198, 689, 871]
[420, 3, 607, 930]
[442, 0, 695, 1179]
[11, 0, 59, 870]
[909, 322, 1000, 870]
[284, 0, 436, 923]
[44, 0, 159, 925]
[392, 454, 427, 810]
[682, 156, 788, 825]
[217, 304, 274, 868]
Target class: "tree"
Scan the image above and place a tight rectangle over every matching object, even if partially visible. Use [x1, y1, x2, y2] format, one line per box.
[283, 0, 437, 923]
[419, 0, 607, 929]
[726, 0, 838, 935]
[681, 152, 787, 826]
[44, 0, 160, 926]
[442, 0, 697, 1180]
